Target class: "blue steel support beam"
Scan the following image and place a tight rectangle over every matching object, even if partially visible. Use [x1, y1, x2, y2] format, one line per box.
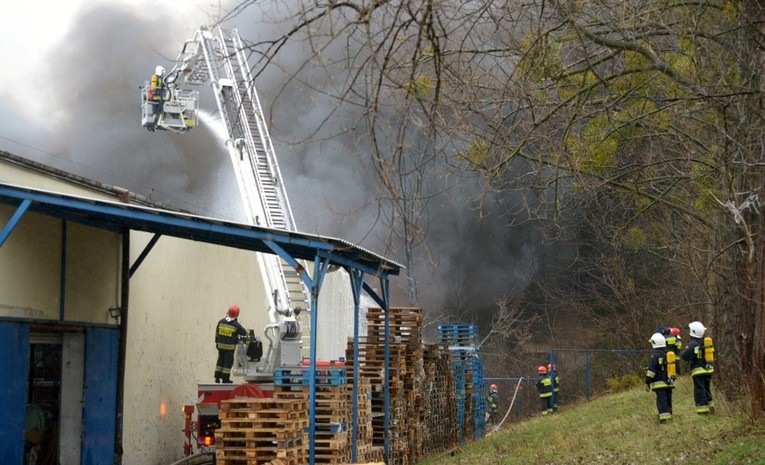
[0, 198, 31, 247]
[264, 239, 314, 290]
[348, 268, 365, 463]
[308, 255, 330, 465]
[361, 281, 385, 308]
[129, 233, 162, 278]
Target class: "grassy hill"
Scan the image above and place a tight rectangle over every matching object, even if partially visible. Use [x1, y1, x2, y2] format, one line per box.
[417, 377, 765, 464]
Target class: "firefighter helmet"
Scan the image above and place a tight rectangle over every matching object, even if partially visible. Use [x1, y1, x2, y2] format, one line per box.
[155, 65, 166, 76]
[490, 384, 497, 391]
[689, 321, 706, 338]
[649, 332, 666, 348]
[669, 327, 680, 337]
[228, 305, 240, 318]
[538, 365, 548, 375]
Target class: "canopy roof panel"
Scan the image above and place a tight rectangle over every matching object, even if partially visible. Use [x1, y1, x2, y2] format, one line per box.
[0, 182, 402, 277]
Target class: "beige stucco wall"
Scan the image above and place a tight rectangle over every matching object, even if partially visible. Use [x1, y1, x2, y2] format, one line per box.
[122, 231, 268, 462]
[121, 239, 360, 463]
[1, 157, 361, 464]
[65, 222, 121, 323]
[0, 166, 120, 323]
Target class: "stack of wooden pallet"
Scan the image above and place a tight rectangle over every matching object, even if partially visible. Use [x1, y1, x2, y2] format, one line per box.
[421, 344, 457, 456]
[272, 367, 351, 464]
[343, 377, 376, 462]
[214, 398, 307, 465]
[344, 307, 432, 465]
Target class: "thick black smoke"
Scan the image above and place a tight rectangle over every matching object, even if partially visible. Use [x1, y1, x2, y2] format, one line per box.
[0, 1, 549, 318]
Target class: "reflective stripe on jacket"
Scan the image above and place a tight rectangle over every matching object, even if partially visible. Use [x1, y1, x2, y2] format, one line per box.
[487, 391, 499, 412]
[215, 317, 247, 351]
[681, 338, 714, 376]
[537, 376, 552, 398]
[646, 348, 674, 391]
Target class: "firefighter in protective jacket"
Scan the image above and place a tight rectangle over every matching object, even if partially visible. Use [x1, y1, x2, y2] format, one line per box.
[646, 332, 675, 422]
[536, 365, 553, 415]
[663, 327, 683, 375]
[487, 384, 499, 426]
[214, 305, 247, 383]
[547, 363, 561, 411]
[681, 321, 714, 414]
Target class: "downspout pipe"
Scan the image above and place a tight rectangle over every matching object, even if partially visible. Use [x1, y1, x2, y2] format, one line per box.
[114, 231, 130, 465]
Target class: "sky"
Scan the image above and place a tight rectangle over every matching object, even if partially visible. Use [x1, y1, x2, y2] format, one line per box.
[0, 0, 381, 231]
[0, 0, 549, 319]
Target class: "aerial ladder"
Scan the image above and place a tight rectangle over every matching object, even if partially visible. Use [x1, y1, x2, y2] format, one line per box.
[140, 26, 312, 376]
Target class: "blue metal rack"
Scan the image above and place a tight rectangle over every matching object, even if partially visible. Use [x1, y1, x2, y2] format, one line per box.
[438, 324, 486, 442]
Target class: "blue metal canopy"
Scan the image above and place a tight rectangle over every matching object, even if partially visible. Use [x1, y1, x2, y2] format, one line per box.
[0, 181, 402, 277]
[0, 180, 402, 465]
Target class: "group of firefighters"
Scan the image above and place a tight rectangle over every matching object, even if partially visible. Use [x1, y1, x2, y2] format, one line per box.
[220, 304, 714, 426]
[485, 320, 715, 427]
[646, 320, 715, 422]
[486, 363, 562, 427]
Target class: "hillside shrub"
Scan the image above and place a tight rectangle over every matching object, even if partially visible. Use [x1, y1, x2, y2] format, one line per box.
[606, 372, 642, 392]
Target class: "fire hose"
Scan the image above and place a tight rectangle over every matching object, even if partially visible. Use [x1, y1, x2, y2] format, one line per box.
[488, 376, 523, 434]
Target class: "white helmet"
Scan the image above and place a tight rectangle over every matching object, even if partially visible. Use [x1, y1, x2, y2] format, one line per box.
[155, 65, 166, 76]
[649, 333, 666, 349]
[689, 321, 706, 338]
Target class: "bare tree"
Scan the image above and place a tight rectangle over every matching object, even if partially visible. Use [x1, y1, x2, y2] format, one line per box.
[227, 0, 765, 414]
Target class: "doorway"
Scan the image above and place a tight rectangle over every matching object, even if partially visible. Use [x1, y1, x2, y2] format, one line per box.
[26, 332, 84, 465]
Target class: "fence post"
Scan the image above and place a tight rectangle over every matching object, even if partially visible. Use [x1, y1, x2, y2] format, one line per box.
[515, 380, 521, 421]
[549, 349, 556, 412]
[585, 351, 590, 400]
[618, 350, 625, 377]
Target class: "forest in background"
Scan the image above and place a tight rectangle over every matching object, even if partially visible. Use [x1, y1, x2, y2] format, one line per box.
[223, 0, 765, 414]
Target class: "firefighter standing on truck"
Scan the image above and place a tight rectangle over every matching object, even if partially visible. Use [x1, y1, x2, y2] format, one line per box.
[646, 333, 676, 423]
[681, 321, 714, 414]
[214, 305, 247, 383]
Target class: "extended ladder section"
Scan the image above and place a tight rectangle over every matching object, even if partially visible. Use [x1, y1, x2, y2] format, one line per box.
[175, 28, 311, 347]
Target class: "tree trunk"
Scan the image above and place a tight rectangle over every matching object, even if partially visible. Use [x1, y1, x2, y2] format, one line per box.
[750, 218, 765, 414]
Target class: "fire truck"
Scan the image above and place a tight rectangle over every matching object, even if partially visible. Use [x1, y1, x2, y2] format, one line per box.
[141, 26, 311, 458]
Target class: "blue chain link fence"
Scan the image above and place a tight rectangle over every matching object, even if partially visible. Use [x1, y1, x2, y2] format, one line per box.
[484, 348, 651, 423]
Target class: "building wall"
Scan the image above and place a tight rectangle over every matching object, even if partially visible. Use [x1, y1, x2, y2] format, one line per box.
[1, 156, 359, 464]
[0, 204, 120, 323]
[0, 209, 65, 319]
[123, 232, 267, 463]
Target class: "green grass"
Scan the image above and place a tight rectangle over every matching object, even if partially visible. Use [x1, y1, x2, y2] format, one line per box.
[417, 377, 765, 464]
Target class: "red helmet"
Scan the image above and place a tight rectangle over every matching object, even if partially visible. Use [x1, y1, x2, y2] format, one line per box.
[670, 327, 680, 337]
[538, 365, 548, 375]
[490, 384, 498, 391]
[228, 305, 240, 318]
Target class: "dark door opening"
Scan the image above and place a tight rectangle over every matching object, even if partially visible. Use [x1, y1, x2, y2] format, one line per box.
[26, 331, 84, 465]
[26, 339, 61, 465]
